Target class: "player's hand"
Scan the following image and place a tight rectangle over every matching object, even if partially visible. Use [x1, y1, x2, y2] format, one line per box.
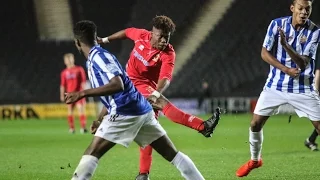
[60, 95, 65, 102]
[97, 36, 103, 44]
[64, 92, 83, 104]
[285, 67, 301, 78]
[147, 95, 158, 104]
[90, 120, 101, 134]
[278, 27, 288, 46]
[151, 103, 163, 110]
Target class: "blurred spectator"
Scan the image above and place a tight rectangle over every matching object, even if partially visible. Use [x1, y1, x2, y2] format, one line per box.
[198, 81, 211, 111]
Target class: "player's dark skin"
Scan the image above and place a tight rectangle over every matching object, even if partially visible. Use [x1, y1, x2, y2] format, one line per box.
[65, 25, 180, 162]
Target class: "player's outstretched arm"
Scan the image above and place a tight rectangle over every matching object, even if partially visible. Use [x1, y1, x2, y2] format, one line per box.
[99, 30, 127, 44]
[65, 76, 124, 104]
[81, 76, 124, 97]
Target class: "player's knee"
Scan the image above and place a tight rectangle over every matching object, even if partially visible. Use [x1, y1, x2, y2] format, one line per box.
[250, 119, 263, 132]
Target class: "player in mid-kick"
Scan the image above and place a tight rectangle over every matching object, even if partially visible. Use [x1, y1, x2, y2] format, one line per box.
[98, 15, 221, 180]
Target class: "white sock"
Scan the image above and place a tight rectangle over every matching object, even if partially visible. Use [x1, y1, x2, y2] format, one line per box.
[71, 155, 99, 180]
[249, 128, 263, 161]
[171, 152, 205, 180]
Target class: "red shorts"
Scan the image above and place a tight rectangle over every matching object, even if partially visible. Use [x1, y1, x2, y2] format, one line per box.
[134, 83, 159, 118]
[68, 98, 86, 108]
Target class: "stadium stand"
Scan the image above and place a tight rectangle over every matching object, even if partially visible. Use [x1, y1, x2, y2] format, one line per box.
[166, 0, 320, 98]
[0, 0, 133, 103]
[1, 0, 320, 104]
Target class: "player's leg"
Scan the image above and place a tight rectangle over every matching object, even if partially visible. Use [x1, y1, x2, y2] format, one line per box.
[73, 113, 145, 180]
[135, 112, 204, 180]
[289, 91, 320, 152]
[304, 129, 318, 151]
[154, 94, 221, 137]
[151, 135, 205, 180]
[71, 136, 116, 180]
[236, 88, 287, 177]
[236, 114, 267, 177]
[76, 98, 88, 133]
[67, 104, 75, 133]
[134, 85, 156, 179]
[137, 145, 153, 179]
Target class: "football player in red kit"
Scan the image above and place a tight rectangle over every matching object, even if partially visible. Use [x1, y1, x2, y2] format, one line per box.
[98, 16, 221, 180]
[60, 53, 88, 134]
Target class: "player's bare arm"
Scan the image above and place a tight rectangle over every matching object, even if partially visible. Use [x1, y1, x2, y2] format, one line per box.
[65, 76, 124, 104]
[315, 69, 320, 92]
[60, 85, 65, 102]
[261, 47, 301, 78]
[278, 28, 310, 70]
[147, 78, 171, 104]
[98, 30, 127, 44]
[148, 52, 175, 104]
[91, 106, 108, 134]
[157, 78, 171, 93]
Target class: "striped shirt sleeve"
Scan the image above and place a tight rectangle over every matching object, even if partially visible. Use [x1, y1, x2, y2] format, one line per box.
[263, 20, 278, 51]
[303, 29, 320, 60]
[92, 52, 122, 80]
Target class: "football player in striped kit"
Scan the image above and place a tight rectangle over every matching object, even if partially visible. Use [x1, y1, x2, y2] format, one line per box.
[236, 0, 320, 177]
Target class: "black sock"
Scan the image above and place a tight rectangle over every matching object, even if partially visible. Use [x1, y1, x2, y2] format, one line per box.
[308, 129, 318, 143]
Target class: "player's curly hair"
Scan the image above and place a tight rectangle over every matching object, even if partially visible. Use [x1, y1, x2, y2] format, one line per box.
[292, 0, 313, 4]
[152, 15, 176, 34]
[73, 20, 97, 45]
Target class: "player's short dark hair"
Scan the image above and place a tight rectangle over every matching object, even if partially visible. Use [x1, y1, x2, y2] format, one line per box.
[292, 0, 313, 4]
[73, 20, 97, 45]
[152, 15, 176, 34]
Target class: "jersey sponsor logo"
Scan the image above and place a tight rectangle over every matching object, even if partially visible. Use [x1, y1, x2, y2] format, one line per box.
[133, 49, 149, 66]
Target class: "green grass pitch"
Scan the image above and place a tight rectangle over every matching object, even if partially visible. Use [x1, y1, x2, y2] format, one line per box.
[0, 114, 319, 180]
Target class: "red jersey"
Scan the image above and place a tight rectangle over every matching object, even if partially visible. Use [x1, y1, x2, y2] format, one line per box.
[125, 28, 176, 89]
[60, 66, 86, 92]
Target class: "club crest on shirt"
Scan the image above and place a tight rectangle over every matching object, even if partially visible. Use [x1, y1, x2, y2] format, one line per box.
[152, 54, 160, 62]
[300, 35, 307, 44]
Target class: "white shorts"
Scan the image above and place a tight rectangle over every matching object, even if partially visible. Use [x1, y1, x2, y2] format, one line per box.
[254, 87, 320, 121]
[95, 111, 166, 148]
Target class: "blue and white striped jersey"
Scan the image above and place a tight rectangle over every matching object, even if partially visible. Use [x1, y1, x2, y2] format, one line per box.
[86, 45, 152, 115]
[263, 16, 320, 93]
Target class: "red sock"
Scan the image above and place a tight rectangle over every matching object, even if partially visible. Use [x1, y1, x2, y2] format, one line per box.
[139, 145, 153, 174]
[80, 114, 87, 129]
[162, 102, 204, 131]
[67, 115, 74, 129]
